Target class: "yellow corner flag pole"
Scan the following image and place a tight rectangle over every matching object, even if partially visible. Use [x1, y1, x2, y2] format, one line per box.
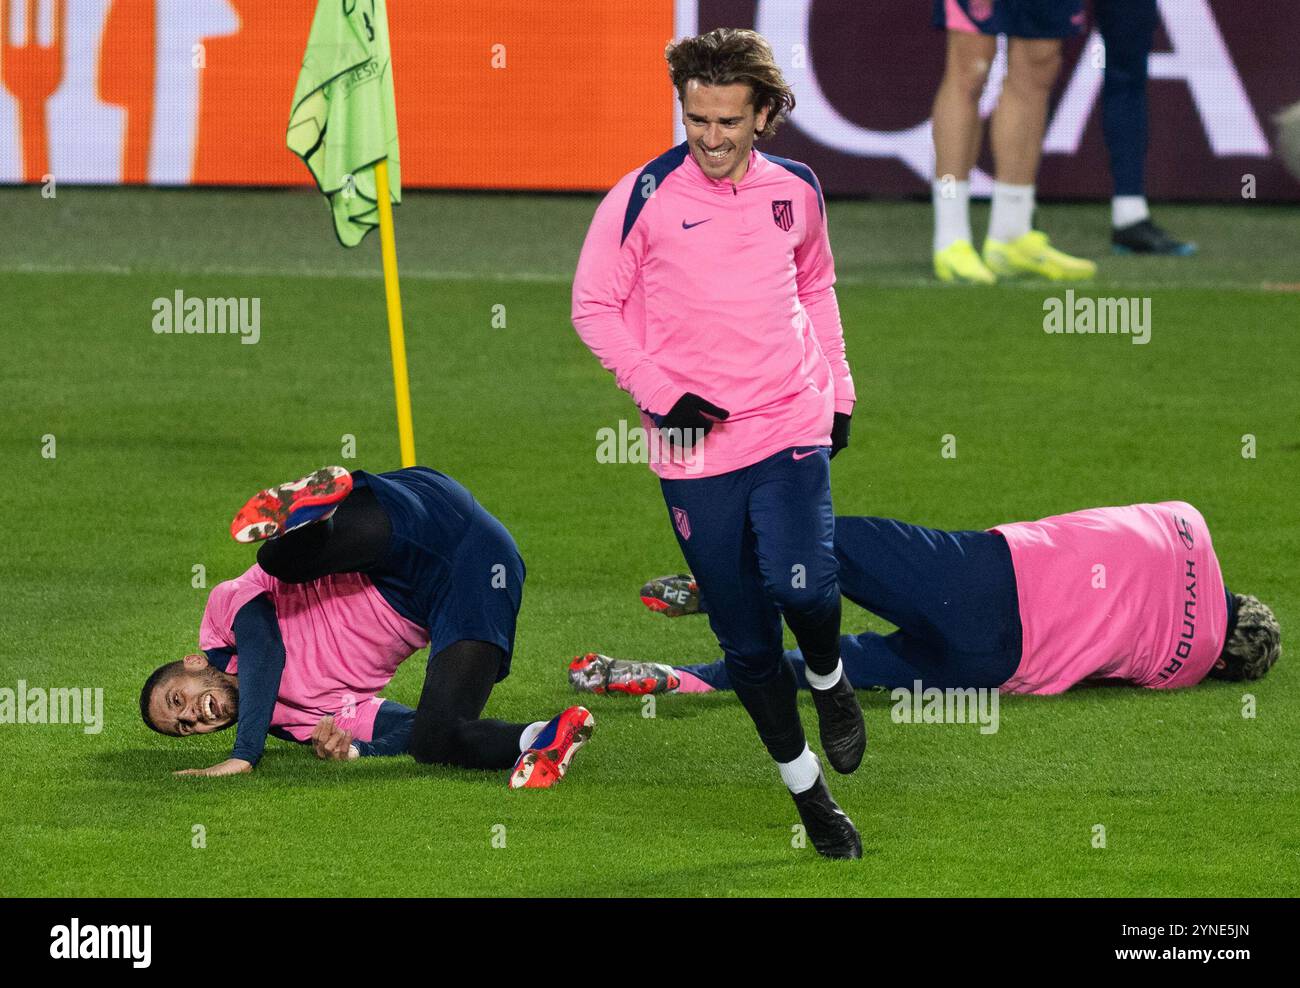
[374, 158, 416, 468]
[288, 0, 414, 467]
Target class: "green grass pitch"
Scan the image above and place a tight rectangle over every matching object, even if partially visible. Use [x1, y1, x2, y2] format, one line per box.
[2, 187, 1297, 896]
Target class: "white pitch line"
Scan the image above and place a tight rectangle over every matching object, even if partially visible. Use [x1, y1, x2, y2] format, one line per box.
[0, 261, 572, 283]
[0, 261, 1283, 294]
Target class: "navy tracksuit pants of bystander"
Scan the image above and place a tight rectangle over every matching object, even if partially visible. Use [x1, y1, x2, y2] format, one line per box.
[1098, 0, 1160, 198]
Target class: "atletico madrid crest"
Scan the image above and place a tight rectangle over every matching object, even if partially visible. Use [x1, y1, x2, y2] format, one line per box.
[771, 199, 794, 231]
[672, 507, 692, 541]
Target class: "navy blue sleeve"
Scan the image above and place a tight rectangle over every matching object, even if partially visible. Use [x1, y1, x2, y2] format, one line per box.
[351, 699, 414, 758]
[203, 646, 236, 672]
[228, 595, 285, 766]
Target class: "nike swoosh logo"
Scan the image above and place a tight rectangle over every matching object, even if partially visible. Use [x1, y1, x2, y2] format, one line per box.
[792, 450, 819, 461]
[681, 219, 712, 230]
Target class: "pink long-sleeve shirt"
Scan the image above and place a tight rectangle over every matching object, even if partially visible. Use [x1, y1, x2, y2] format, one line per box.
[572, 143, 855, 480]
[199, 565, 430, 743]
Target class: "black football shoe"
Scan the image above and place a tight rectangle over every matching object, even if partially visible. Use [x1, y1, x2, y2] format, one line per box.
[1111, 218, 1197, 256]
[792, 769, 863, 860]
[810, 673, 866, 774]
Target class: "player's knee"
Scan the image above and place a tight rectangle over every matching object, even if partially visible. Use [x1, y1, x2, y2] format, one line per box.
[944, 58, 991, 102]
[723, 650, 785, 690]
[1010, 48, 1062, 92]
[255, 541, 312, 584]
[408, 719, 461, 766]
[768, 573, 837, 618]
[1102, 64, 1145, 93]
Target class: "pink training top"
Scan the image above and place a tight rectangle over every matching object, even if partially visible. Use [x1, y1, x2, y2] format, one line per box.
[992, 501, 1228, 695]
[199, 565, 430, 742]
[572, 144, 855, 479]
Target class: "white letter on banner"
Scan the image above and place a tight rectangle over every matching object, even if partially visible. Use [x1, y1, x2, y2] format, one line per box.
[755, 1, 1006, 193]
[148, 0, 240, 184]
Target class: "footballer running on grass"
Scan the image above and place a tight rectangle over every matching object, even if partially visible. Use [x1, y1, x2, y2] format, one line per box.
[569, 501, 1280, 699]
[571, 28, 862, 858]
[139, 466, 593, 789]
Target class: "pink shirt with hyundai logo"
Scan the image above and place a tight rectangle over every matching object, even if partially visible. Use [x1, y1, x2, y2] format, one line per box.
[993, 501, 1228, 695]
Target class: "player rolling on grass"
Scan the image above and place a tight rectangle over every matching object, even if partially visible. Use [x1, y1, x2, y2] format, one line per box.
[571, 502, 1280, 698]
[930, 0, 1097, 283]
[139, 466, 593, 790]
[571, 28, 863, 859]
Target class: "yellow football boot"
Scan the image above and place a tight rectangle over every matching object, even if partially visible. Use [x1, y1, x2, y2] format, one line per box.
[934, 239, 997, 285]
[983, 230, 1096, 281]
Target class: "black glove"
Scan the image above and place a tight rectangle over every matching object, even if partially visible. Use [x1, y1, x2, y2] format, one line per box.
[829, 412, 851, 459]
[656, 393, 730, 446]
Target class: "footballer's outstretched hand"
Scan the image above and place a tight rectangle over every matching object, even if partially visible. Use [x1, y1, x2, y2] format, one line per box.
[311, 715, 359, 761]
[830, 412, 851, 459]
[174, 758, 253, 778]
[657, 393, 730, 446]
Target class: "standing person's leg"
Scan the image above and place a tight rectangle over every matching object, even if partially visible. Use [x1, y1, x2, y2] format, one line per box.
[660, 470, 802, 769]
[983, 19, 1096, 281]
[749, 446, 865, 776]
[749, 448, 840, 679]
[932, 30, 997, 216]
[990, 37, 1058, 187]
[930, 17, 999, 283]
[987, 36, 1059, 241]
[1098, 0, 1155, 216]
[661, 466, 859, 859]
[1100, 0, 1194, 254]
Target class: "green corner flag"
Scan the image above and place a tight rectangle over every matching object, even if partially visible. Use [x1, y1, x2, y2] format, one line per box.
[287, 0, 416, 466]
[287, 0, 401, 247]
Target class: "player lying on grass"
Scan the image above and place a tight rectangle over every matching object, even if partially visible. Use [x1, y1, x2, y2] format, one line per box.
[570, 501, 1280, 698]
[139, 466, 593, 789]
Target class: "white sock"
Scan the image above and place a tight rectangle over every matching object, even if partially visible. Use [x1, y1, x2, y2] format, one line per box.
[778, 744, 822, 795]
[805, 659, 843, 691]
[988, 181, 1035, 243]
[932, 177, 972, 253]
[519, 720, 547, 752]
[1112, 195, 1150, 229]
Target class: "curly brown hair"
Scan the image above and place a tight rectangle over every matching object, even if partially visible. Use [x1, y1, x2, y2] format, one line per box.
[665, 28, 796, 140]
[1208, 594, 1281, 681]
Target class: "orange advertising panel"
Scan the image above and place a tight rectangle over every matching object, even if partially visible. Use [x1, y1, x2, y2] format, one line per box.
[0, 1, 676, 189]
[11, 2, 1291, 199]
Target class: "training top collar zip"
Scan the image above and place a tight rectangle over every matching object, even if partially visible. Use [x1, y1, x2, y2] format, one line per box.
[680, 144, 766, 194]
